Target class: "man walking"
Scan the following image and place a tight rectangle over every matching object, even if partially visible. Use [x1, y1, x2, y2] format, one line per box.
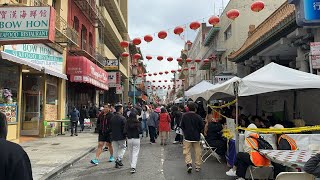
[90, 104, 114, 165]
[109, 104, 127, 168]
[181, 102, 204, 173]
[147, 106, 159, 144]
[69, 106, 80, 136]
[80, 105, 89, 132]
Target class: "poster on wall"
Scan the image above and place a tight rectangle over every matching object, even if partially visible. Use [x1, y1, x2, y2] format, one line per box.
[116, 85, 122, 94]
[0, 6, 56, 44]
[108, 72, 120, 87]
[4, 44, 63, 74]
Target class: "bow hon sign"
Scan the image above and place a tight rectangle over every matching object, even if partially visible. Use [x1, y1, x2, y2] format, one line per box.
[0, 6, 56, 44]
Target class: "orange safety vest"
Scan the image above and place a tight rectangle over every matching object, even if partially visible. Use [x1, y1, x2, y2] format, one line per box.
[278, 134, 298, 150]
[245, 134, 271, 167]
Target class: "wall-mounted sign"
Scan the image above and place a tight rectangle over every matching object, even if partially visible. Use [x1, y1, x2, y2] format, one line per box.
[104, 59, 119, 71]
[289, 0, 320, 26]
[214, 75, 234, 84]
[0, 6, 56, 44]
[108, 72, 121, 87]
[116, 85, 122, 94]
[4, 44, 63, 74]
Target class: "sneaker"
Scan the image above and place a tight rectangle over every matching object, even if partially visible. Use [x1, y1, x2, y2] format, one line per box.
[187, 164, 192, 173]
[130, 168, 136, 174]
[75, 134, 78, 136]
[103, 147, 108, 151]
[235, 178, 245, 180]
[90, 159, 99, 165]
[226, 169, 237, 177]
[195, 167, 200, 172]
[118, 160, 123, 166]
[115, 163, 120, 169]
[109, 156, 114, 162]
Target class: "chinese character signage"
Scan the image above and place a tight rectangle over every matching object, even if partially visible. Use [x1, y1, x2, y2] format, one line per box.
[0, 6, 55, 44]
[4, 44, 63, 74]
[214, 75, 234, 84]
[108, 72, 120, 87]
[289, 0, 320, 26]
[104, 59, 119, 71]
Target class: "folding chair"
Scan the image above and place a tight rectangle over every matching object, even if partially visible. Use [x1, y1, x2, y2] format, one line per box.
[245, 165, 274, 180]
[276, 172, 315, 180]
[200, 133, 222, 163]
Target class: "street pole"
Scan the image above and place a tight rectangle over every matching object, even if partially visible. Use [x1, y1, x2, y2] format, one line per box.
[133, 77, 136, 106]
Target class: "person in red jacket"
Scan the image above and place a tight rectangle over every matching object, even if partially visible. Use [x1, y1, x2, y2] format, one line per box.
[158, 108, 171, 145]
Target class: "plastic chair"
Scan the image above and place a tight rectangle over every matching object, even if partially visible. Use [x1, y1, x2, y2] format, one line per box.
[276, 172, 315, 180]
[200, 133, 222, 163]
[43, 120, 52, 137]
[246, 165, 274, 180]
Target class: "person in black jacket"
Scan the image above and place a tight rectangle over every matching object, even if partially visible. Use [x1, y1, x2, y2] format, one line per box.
[90, 104, 114, 165]
[80, 105, 89, 132]
[181, 102, 204, 173]
[304, 153, 320, 178]
[171, 105, 183, 144]
[109, 104, 127, 168]
[124, 111, 142, 174]
[69, 106, 80, 136]
[0, 112, 33, 180]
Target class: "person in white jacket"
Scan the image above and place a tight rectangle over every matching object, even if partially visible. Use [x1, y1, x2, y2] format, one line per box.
[139, 105, 150, 138]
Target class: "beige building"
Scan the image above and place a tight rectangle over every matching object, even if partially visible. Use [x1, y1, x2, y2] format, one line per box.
[97, 0, 130, 103]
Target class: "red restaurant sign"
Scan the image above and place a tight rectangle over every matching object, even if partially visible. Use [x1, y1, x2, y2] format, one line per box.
[67, 56, 108, 90]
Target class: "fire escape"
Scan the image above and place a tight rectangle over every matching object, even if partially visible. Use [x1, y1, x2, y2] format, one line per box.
[71, 0, 106, 66]
[33, 0, 79, 52]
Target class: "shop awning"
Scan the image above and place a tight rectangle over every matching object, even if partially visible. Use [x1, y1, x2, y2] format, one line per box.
[0, 51, 42, 71]
[67, 56, 109, 90]
[44, 68, 68, 80]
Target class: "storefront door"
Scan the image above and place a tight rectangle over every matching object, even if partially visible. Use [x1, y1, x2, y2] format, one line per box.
[21, 74, 43, 136]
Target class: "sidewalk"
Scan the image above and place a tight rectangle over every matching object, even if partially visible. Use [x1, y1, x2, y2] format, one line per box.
[20, 131, 97, 180]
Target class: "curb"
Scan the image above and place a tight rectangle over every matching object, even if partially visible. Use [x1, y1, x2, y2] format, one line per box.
[39, 147, 96, 180]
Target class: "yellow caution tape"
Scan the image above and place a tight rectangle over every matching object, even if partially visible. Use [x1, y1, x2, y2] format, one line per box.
[207, 99, 237, 109]
[237, 125, 320, 134]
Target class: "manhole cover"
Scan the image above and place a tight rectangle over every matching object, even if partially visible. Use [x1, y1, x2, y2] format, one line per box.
[51, 143, 60, 145]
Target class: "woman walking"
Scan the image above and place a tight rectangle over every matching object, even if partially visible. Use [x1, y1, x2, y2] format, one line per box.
[158, 108, 171, 145]
[140, 105, 150, 138]
[125, 111, 142, 174]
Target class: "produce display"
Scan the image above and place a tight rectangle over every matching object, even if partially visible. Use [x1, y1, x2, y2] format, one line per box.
[0, 104, 17, 123]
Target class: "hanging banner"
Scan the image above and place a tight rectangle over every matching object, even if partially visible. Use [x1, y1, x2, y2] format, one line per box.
[108, 72, 120, 87]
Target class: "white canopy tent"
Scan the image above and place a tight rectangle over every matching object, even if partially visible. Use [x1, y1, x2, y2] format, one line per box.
[185, 80, 216, 101]
[239, 62, 320, 96]
[203, 77, 241, 100]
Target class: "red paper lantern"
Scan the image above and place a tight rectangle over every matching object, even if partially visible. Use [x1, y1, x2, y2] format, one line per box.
[208, 16, 220, 26]
[158, 31, 167, 39]
[133, 53, 141, 60]
[146, 55, 152, 60]
[164, 71, 169, 74]
[132, 38, 141, 45]
[186, 58, 192, 63]
[176, 80, 180, 82]
[158, 85, 160, 87]
[226, 9, 240, 20]
[171, 70, 176, 73]
[148, 73, 152, 76]
[174, 26, 184, 35]
[159, 72, 163, 75]
[182, 79, 185, 82]
[158, 80, 162, 82]
[120, 41, 129, 48]
[184, 68, 189, 71]
[147, 80, 150, 82]
[157, 56, 164, 61]
[195, 58, 201, 63]
[153, 80, 156, 83]
[251, 1, 265, 12]
[177, 69, 182, 72]
[143, 74, 147, 77]
[153, 72, 157, 76]
[190, 21, 201, 30]
[164, 80, 168, 82]
[121, 52, 129, 57]
[203, 59, 209, 63]
[167, 57, 173, 62]
[190, 66, 196, 70]
[144, 35, 153, 43]
[177, 58, 183, 62]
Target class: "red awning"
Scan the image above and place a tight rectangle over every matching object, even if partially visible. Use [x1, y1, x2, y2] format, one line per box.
[67, 56, 108, 90]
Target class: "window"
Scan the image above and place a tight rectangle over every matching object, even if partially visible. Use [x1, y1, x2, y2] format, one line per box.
[73, 17, 79, 32]
[224, 25, 232, 40]
[46, 76, 58, 105]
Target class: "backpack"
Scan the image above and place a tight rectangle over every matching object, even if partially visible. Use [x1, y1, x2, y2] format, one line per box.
[249, 136, 273, 150]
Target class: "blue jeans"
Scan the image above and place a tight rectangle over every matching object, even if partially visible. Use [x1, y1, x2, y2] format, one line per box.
[141, 119, 148, 137]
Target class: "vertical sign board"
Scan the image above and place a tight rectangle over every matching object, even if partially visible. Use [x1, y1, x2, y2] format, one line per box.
[108, 72, 120, 87]
[0, 6, 56, 44]
[289, 0, 320, 26]
[310, 42, 320, 69]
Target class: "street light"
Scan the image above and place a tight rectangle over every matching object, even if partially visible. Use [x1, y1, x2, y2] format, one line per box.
[132, 64, 138, 106]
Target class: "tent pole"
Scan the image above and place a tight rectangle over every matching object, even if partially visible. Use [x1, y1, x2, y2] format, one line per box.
[234, 82, 239, 153]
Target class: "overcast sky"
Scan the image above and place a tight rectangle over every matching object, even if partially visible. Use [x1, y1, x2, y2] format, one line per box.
[128, 0, 229, 89]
